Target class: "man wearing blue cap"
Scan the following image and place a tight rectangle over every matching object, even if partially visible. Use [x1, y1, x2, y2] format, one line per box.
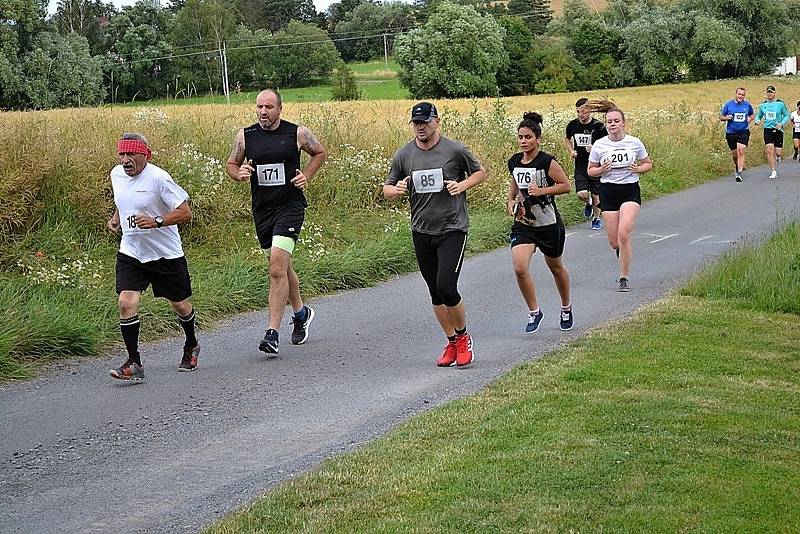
[383, 102, 486, 368]
[755, 85, 790, 179]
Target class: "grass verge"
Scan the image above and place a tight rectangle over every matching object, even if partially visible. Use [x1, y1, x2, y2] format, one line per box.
[206, 224, 800, 533]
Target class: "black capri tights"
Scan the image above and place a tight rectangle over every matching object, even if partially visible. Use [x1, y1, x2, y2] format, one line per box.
[412, 231, 467, 307]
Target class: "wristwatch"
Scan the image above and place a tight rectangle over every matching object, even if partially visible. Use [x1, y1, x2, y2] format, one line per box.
[155, 216, 164, 228]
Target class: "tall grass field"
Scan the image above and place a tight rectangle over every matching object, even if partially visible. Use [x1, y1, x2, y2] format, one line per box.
[0, 77, 786, 380]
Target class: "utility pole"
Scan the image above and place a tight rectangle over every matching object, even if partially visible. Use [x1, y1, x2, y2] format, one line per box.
[383, 33, 389, 71]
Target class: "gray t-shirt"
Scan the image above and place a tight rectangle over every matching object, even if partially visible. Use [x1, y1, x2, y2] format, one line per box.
[386, 136, 482, 235]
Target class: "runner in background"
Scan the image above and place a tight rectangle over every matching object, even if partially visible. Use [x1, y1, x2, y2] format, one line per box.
[790, 100, 800, 161]
[754, 85, 790, 179]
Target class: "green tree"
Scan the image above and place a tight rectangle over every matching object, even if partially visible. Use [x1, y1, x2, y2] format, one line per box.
[21, 32, 104, 108]
[101, 1, 174, 102]
[395, 1, 508, 98]
[496, 16, 535, 96]
[333, 2, 414, 62]
[507, 0, 552, 35]
[527, 36, 578, 94]
[171, 0, 238, 95]
[615, 7, 689, 86]
[330, 62, 362, 100]
[0, 0, 46, 108]
[53, 0, 114, 53]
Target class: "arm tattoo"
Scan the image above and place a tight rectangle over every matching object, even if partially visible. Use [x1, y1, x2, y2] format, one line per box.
[228, 131, 245, 164]
[300, 128, 322, 155]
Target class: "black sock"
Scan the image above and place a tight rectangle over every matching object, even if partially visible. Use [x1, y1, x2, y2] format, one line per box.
[455, 327, 467, 336]
[178, 308, 198, 349]
[120, 316, 140, 364]
[447, 334, 457, 343]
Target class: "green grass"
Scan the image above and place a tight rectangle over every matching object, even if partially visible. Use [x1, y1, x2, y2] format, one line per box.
[207, 224, 800, 533]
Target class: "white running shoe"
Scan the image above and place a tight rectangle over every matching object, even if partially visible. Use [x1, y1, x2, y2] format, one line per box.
[769, 170, 777, 179]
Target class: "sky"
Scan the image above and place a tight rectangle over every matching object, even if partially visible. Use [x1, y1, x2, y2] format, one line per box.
[47, 0, 338, 16]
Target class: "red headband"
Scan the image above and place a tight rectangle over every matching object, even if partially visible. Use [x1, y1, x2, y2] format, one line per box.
[117, 139, 151, 159]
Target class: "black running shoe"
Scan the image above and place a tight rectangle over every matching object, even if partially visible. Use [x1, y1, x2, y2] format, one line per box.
[560, 308, 574, 331]
[259, 329, 279, 354]
[291, 306, 315, 345]
[178, 345, 200, 372]
[109, 359, 144, 381]
[618, 277, 631, 292]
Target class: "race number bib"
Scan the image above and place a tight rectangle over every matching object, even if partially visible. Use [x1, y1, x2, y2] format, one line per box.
[411, 168, 444, 194]
[256, 163, 286, 186]
[765, 111, 777, 121]
[512, 167, 545, 190]
[794, 123, 800, 133]
[121, 211, 150, 236]
[602, 149, 635, 169]
[733, 112, 746, 122]
[574, 133, 592, 147]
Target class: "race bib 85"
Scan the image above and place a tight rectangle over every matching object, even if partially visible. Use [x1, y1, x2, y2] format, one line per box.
[256, 163, 286, 186]
[411, 168, 444, 194]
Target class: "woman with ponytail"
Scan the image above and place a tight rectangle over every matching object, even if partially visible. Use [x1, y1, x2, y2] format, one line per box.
[586, 100, 653, 292]
[507, 112, 573, 333]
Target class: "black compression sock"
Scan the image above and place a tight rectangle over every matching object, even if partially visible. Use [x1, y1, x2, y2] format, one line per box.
[178, 308, 198, 349]
[120, 316, 141, 364]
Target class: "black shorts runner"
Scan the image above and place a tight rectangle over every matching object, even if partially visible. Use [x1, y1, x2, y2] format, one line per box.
[115, 252, 192, 302]
[510, 221, 565, 259]
[725, 130, 750, 150]
[600, 182, 641, 212]
[574, 169, 600, 195]
[254, 201, 305, 249]
[763, 128, 784, 148]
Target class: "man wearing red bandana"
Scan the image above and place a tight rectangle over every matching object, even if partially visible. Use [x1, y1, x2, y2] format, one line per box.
[226, 89, 327, 356]
[107, 133, 200, 381]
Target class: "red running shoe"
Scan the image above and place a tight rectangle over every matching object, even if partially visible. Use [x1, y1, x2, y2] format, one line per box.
[455, 334, 474, 367]
[436, 340, 457, 367]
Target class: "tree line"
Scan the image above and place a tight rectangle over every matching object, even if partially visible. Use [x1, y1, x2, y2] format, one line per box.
[0, 0, 797, 110]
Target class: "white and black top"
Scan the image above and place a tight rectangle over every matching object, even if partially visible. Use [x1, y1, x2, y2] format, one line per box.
[565, 117, 607, 173]
[792, 111, 800, 132]
[111, 163, 189, 263]
[588, 135, 649, 185]
[507, 151, 561, 228]
[244, 120, 306, 216]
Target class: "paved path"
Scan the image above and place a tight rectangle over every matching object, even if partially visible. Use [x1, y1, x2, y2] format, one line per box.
[2, 164, 799, 533]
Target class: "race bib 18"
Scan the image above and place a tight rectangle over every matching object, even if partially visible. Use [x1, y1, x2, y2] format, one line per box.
[411, 168, 444, 194]
[121, 211, 150, 236]
[256, 163, 286, 187]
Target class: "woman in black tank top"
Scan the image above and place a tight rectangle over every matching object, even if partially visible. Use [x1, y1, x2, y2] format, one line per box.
[506, 112, 574, 333]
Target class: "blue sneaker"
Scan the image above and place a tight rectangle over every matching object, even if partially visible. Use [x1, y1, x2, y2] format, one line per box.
[591, 218, 602, 230]
[583, 201, 592, 219]
[560, 308, 574, 331]
[525, 310, 544, 334]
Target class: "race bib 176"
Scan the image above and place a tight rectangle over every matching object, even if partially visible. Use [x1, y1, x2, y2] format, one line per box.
[512, 167, 545, 190]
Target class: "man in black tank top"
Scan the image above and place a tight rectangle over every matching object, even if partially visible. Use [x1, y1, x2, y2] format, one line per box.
[226, 89, 327, 356]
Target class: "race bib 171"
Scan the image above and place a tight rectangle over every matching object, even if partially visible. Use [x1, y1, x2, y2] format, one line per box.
[256, 163, 286, 186]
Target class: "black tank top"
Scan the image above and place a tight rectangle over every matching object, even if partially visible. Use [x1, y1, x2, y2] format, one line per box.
[244, 120, 305, 214]
[507, 150, 561, 227]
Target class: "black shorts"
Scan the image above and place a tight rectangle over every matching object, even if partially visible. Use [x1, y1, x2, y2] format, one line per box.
[599, 182, 641, 212]
[510, 221, 565, 258]
[763, 128, 784, 148]
[726, 130, 750, 150]
[254, 201, 305, 249]
[115, 252, 192, 302]
[793, 131, 800, 140]
[574, 169, 600, 195]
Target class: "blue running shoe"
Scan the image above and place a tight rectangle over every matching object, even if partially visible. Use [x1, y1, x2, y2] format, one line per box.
[526, 310, 544, 334]
[591, 218, 602, 230]
[583, 201, 592, 219]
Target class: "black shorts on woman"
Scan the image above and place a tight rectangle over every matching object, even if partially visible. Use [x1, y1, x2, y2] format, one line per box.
[599, 182, 641, 211]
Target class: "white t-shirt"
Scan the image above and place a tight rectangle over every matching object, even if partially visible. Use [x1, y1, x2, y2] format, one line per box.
[111, 163, 189, 263]
[588, 134, 649, 185]
[791, 111, 800, 132]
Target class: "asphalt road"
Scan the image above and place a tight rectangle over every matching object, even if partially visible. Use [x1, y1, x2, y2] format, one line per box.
[2, 163, 799, 533]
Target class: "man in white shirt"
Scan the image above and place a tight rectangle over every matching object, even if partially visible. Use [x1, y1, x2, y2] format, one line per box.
[107, 133, 200, 381]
